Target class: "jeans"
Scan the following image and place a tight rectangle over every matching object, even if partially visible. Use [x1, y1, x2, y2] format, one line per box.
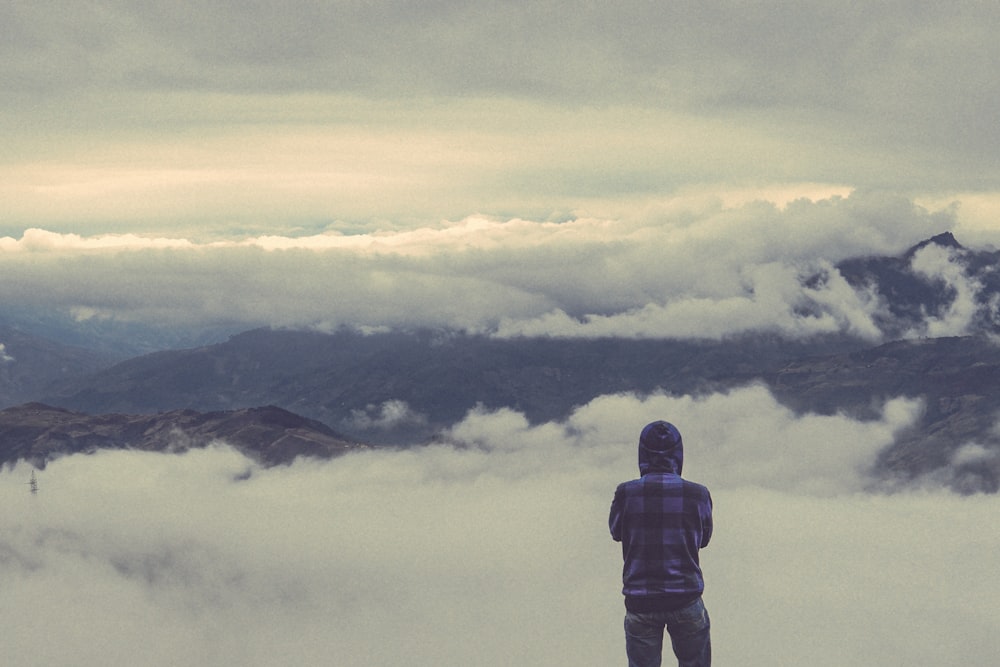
[624, 597, 711, 667]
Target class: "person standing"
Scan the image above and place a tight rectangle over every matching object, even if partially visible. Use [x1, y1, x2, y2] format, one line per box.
[609, 420, 713, 667]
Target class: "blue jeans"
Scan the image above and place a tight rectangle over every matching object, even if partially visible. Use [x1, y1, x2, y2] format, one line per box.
[624, 597, 711, 667]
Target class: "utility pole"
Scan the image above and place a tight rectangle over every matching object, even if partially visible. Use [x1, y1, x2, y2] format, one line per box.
[28, 469, 37, 495]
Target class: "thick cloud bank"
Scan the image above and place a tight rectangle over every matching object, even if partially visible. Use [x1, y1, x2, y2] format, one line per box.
[3, 387, 997, 666]
[0, 192, 985, 342]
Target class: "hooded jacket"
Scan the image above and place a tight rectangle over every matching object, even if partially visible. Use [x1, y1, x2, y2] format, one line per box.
[609, 421, 713, 612]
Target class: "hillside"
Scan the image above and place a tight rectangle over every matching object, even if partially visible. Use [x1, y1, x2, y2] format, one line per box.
[766, 335, 1000, 491]
[0, 325, 117, 407]
[41, 329, 863, 439]
[0, 403, 367, 469]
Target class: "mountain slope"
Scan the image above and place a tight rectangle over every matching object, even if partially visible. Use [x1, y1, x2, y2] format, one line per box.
[0, 325, 118, 407]
[0, 403, 367, 468]
[42, 329, 864, 437]
[38, 326, 1000, 490]
[766, 335, 1000, 492]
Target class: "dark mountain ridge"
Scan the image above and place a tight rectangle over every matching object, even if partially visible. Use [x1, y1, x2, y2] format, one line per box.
[835, 230, 1000, 339]
[5, 231, 1000, 492]
[42, 328, 866, 438]
[0, 403, 367, 469]
[39, 328, 1000, 491]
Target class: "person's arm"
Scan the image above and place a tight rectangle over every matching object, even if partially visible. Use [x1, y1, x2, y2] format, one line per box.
[609, 485, 625, 542]
[700, 490, 713, 548]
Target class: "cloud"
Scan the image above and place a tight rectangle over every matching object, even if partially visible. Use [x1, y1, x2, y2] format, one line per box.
[494, 259, 887, 341]
[2, 386, 997, 666]
[0, 343, 12, 363]
[906, 243, 985, 338]
[952, 443, 996, 468]
[0, 192, 971, 340]
[344, 400, 429, 432]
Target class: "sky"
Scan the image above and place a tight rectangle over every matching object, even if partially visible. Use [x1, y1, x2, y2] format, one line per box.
[3, 2, 1000, 339]
[4, 387, 999, 666]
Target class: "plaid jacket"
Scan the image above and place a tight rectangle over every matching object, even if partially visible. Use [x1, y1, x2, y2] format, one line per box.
[610, 422, 713, 612]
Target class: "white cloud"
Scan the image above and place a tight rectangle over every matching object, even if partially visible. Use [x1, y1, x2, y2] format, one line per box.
[0, 193, 967, 340]
[494, 259, 887, 341]
[0, 343, 12, 363]
[952, 443, 995, 467]
[5, 387, 997, 666]
[907, 243, 984, 338]
[344, 400, 428, 432]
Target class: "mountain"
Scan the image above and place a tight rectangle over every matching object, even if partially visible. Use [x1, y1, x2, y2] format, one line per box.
[38, 327, 1000, 491]
[835, 231, 1000, 339]
[0, 325, 118, 407]
[0, 307, 239, 358]
[766, 335, 1000, 492]
[8, 231, 1000, 492]
[40, 328, 864, 441]
[0, 403, 368, 469]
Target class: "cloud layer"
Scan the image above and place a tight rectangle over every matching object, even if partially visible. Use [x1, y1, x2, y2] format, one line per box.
[3, 386, 997, 666]
[2, 192, 988, 341]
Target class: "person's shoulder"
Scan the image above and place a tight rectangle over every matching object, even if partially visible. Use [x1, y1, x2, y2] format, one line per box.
[614, 477, 642, 493]
[681, 478, 712, 497]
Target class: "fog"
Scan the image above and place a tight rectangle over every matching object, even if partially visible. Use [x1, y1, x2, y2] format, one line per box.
[4, 386, 997, 666]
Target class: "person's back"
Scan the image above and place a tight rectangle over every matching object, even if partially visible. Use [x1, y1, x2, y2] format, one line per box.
[610, 420, 713, 667]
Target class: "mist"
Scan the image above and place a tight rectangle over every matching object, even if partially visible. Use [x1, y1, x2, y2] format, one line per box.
[4, 385, 998, 666]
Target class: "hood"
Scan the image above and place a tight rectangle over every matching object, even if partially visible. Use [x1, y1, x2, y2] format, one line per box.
[638, 420, 683, 475]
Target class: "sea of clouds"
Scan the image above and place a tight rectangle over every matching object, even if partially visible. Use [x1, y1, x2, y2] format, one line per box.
[0, 191, 990, 344]
[3, 386, 998, 666]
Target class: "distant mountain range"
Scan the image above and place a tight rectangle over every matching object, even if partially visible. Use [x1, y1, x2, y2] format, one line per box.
[3, 231, 1000, 492]
[0, 324, 115, 407]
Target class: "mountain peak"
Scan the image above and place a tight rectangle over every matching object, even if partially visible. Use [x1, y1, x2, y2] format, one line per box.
[905, 231, 962, 258]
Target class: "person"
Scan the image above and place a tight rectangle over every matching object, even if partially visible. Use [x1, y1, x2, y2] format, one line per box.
[609, 420, 713, 667]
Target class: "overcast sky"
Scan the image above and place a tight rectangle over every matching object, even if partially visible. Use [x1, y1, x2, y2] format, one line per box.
[4, 387, 998, 666]
[3, 3, 1000, 338]
[4, 2, 1000, 234]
